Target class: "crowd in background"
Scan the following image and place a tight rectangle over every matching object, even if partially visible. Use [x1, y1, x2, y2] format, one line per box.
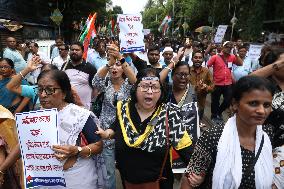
[0, 33, 283, 189]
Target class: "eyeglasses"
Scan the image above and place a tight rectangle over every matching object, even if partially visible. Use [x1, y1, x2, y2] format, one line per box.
[0, 66, 12, 69]
[175, 73, 190, 79]
[59, 48, 66, 51]
[37, 87, 61, 95]
[138, 84, 161, 93]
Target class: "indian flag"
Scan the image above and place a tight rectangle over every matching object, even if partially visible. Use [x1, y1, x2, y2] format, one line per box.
[158, 15, 172, 35]
[82, 13, 97, 59]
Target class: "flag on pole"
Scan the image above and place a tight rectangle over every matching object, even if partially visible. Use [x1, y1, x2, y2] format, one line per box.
[83, 13, 97, 60]
[79, 14, 92, 43]
[108, 18, 116, 36]
[158, 15, 172, 35]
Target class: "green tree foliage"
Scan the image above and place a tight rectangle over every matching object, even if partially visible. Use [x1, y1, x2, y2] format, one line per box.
[112, 6, 123, 15]
[143, 0, 283, 41]
[142, 1, 168, 36]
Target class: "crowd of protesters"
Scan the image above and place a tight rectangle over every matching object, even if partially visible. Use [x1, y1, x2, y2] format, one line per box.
[0, 33, 283, 189]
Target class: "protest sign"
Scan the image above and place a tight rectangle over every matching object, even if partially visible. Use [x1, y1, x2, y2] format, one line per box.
[117, 14, 145, 53]
[248, 44, 263, 61]
[143, 29, 151, 36]
[170, 102, 200, 173]
[16, 109, 65, 188]
[214, 25, 228, 44]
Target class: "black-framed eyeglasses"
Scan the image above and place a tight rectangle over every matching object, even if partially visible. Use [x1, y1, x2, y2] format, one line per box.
[0, 66, 12, 69]
[138, 84, 161, 93]
[175, 73, 190, 79]
[37, 87, 61, 95]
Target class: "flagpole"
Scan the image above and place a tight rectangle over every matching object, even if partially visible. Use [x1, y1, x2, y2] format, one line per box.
[77, 22, 87, 41]
[172, 0, 175, 36]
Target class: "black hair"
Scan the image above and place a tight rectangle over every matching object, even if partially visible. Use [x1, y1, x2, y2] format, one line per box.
[59, 44, 69, 51]
[209, 47, 217, 53]
[0, 58, 14, 69]
[147, 45, 160, 54]
[41, 64, 59, 72]
[37, 70, 75, 103]
[71, 41, 84, 52]
[261, 47, 284, 67]
[162, 38, 171, 46]
[192, 50, 204, 58]
[31, 42, 39, 48]
[55, 36, 64, 41]
[232, 76, 275, 102]
[238, 45, 247, 50]
[171, 61, 190, 77]
[131, 68, 166, 106]
[95, 39, 106, 50]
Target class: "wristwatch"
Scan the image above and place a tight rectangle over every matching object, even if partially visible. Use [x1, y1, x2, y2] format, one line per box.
[76, 146, 83, 156]
[120, 58, 126, 64]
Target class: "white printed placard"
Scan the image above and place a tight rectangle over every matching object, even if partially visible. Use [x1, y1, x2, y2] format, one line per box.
[118, 14, 145, 53]
[143, 29, 151, 36]
[214, 25, 228, 44]
[16, 109, 65, 188]
[248, 44, 263, 61]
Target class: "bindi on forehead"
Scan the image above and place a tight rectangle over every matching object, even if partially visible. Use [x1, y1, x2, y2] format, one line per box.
[140, 80, 160, 85]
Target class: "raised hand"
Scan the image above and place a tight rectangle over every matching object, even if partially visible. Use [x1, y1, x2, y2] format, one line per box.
[26, 55, 41, 72]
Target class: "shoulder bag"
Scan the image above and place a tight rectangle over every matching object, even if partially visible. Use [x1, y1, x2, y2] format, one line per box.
[124, 111, 170, 189]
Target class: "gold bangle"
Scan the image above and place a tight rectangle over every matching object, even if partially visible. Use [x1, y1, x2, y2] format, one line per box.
[0, 170, 5, 175]
[85, 146, 92, 158]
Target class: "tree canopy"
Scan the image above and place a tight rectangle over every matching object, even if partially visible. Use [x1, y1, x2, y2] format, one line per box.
[142, 0, 284, 41]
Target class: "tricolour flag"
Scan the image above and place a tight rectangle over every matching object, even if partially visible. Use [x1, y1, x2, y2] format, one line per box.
[108, 18, 116, 37]
[79, 14, 92, 43]
[158, 15, 172, 35]
[83, 13, 97, 59]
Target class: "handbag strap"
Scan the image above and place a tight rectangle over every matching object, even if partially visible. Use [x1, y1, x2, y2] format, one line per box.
[158, 111, 170, 181]
[243, 134, 264, 177]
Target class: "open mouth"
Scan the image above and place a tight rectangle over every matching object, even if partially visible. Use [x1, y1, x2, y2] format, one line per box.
[144, 97, 153, 104]
[179, 82, 187, 86]
[40, 101, 49, 106]
[112, 70, 117, 75]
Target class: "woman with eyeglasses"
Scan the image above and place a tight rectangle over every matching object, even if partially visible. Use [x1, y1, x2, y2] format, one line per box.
[92, 43, 136, 189]
[6, 56, 83, 110]
[1, 57, 105, 188]
[0, 58, 30, 114]
[96, 68, 195, 189]
[160, 60, 199, 139]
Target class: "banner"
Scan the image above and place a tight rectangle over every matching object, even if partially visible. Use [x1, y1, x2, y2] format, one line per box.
[248, 44, 263, 61]
[143, 29, 151, 36]
[170, 102, 200, 173]
[16, 109, 65, 188]
[117, 14, 145, 53]
[214, 25, 228, 44]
